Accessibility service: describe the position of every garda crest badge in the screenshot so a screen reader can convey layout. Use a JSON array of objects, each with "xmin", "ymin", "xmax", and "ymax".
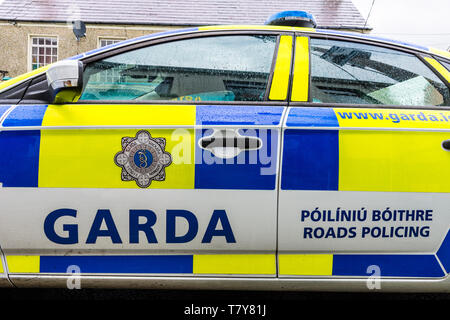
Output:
[{"xmin": 114, "ymin": 130, "xmax": 172, "ymax": 188}]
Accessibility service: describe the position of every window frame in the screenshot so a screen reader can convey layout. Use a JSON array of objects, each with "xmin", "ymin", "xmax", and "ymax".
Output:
[
  {"xmin": 77, "ymin": 30, "xmax": 292, "ymax": 106},
  {"xmin": 28, "ymin": 34, "xmax": 59, "ymax": 72},
  {"xmin": 436, "ymin": 58, "xmax": 450, "ymax": 72},
  {"xmin": 97, "ymin": 37, "xmax": 126, "ymax": 48},
  {"xmin": 291, "ymin": 32, "xmax": 450, "ymax": 110}
]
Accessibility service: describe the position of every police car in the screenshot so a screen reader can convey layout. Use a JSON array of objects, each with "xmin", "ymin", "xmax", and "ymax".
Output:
[{"xmin": 0, "ymin": 10, "xmax": 449, "ymax": 292}]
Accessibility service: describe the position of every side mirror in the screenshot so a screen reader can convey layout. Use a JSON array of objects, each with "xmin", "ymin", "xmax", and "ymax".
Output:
[{"xmin": 46, "ymin": 60, "xmax": 83, "ymax": 104}]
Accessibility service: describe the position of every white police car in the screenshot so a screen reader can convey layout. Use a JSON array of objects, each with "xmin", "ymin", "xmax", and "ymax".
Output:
[{"xmin": 0, "ymin": 11, "xmax": 449, "ymax": 292}]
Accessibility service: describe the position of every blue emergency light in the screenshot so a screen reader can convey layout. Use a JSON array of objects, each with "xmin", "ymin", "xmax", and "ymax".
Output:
[{"xmin": 265, "ymin": 10, "xmax": 317, "ymax": 28}]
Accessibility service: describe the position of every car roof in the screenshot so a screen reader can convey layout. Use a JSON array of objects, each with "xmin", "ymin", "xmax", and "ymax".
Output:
[{"xmin": 68, "ymin": 25, "xmax": 450, "ymax": 62}]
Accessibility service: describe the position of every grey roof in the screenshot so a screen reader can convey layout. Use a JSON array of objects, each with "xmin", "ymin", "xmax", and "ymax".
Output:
[{"xmin": 0, "ymin": 0, "xmax": 370, "ymax": 30}]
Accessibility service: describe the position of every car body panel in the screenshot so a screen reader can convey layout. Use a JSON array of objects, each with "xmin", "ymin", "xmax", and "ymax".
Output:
[
  {"xmin": 278, "ymin": 106, "xmax": 450, "ymax": 278},
  {"xmin": 0, "ymin": 252, "xmax": 13, "ymax": 287},
  {"xmin": 0, "ymin": 24, "xmax": 449, "ymax": 291},
  {"xmin": 268, "ymin": 35, "xmax": 293, "ymax": 100},
  {"xmin": 291, "ymin": 36, "xmax": 310, "ymax": 102},
  {"xmin": 0, "ymin": 102, "xmax": 283, "ymax": 279}
]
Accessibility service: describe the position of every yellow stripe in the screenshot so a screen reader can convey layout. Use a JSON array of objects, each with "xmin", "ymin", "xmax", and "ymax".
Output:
[
  {"xmin": 0, "ymin": 259, "xmax": 3, "ymax": 273},
  {"xmin": 279, "ymin": 254, "xmax": 333, "ymax": 276},
  {"xmin": 424, "ymin": 57, "xmax": 450, "ymax": 83},
  {"xmin": 39, "ymin": 104, "xmax": 196, "ymax": 188},
  {"xmin": 339, "ymin": 130, "xmax": 450, "ymax": 192},
  {"xmin": 291, "ymin": 36, "xmax": 309, "ymax": 102},
  {"xmin": 0, "ymin": 66, "xmax": 49, "ymax": 91},
  {"xmin": 193, "ymin": 254, "xmax": 275, "ymax": 275},
  {"xmin": 39, "ymin": 129, "xmax": 195, "ymax": 189},
  {"xmin": 429, "ymin": 47, "xmax": 450, "ymax": 60},
  {"xmin": 335, "ymin": 108, "xmax": 450, "ymax": 129},
  {"xmin": 269, "ymin": 35, "xmax": 293, "ymax": 101},
  {"xmin": 7, "ymin": 256, "xmax": 40, "ymax": 273}
]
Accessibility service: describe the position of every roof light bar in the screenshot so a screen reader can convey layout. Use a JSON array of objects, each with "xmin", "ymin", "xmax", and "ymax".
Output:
[{"xmin": 265, "ymin": 10, "xmax": 317, "ymax": 28}]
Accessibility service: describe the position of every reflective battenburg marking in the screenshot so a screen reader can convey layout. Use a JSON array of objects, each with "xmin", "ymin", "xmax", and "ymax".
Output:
[
  {"xmin": 40, "ymin": 255, "xmax": 192, "ymax": 274},
  {"xmin": 0, "ymin": 105, "xmax": 11, "ymax": 121},
  {"xmin": 283, "ymin": 107, "xmax": 450, "ymax": 192},
  {"xmin": 2, "ymin": 105, "xmax": 48, "ymax": 127},
  {"xmin": 193, "ymin": 254, "xmax": 275, "ymax": 275},
  {"xmin": 269, "ymin": 35, "xmax": 293, "ymax": 101},
  {"xmin": 0, "ymin": 130, "xmax": 41, "ymax": 187},
  {"xmin": 114, "ymin": 130, "xmax": 172, "ymax": 188},
  {"xmin": 7, "ymin": 255, "xmax": 192, "ymax": 274},
  {"xmin": 279, "ymin": 253, "xmax": 446, "ymax": 277},
  {"xmin": 6, "ymin": 254, "xmax": 275, "ymax": 275},
  {"xmin": 281, "ymin": 129, "xmax": 338, "ymax": 190},
  {"xmin": 38, "ymin": 104, "xmax": 195, "ymax": 189},
  {"xmin": 279, "ymin": 230, "xmax": 450, "ymax": 277},
  {"xmin": 0, "ymin": 105, "xmax": 45, "ymax": 187},
  {"xmin": 195, "ymin": 105, "xmax": 282, "ymax": 190},
  {"xmin": 195, "ymin": 129, "xmax": 278, "ymax": 190},
  {"xmin": 332, "ymin": 254, "xmax": 444, "ymax": 277},
  {"xmin": 437, "ymin": 230, "xmax": 450, "ymax": 273},
  {"xmin": 1, "ymin": 104, "xmax": 283, "ymax": 189}
]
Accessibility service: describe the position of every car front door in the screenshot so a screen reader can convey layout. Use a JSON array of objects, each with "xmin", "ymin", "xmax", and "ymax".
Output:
[
  {"xmin": 0, "ymin": 30, "xmax": 293, "ymax": 287},
  {"xmin": 278, "ymin": 35, "xmax": 450, "ymax": 285}
]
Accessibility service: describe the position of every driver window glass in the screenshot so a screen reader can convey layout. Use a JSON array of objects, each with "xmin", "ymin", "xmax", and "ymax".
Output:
[
  {"xmin": 80, "ymin": 35, "xmax": 277, "ymax": 102},
  {"xmin": 310, "ymin": 38, "xmax": 450, "ymax": 106}
]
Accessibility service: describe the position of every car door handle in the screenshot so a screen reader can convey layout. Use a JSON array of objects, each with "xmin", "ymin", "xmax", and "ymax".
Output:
[
  {"xmin": 442, "ymin": 139, "xmax": 450, "ymax": 151},
  {"xmin": 199, "ymin": 129, "xmax": 262, "ymax": 159}
]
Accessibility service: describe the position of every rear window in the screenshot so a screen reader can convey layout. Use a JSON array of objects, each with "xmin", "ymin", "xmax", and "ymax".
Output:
[{"xmin": 309, "ymin": 38, "xmax": 450, "ymax": 106}]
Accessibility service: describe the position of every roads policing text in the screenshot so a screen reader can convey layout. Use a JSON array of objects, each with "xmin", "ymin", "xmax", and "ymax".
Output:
[{"xmin": 300, "ymin": 207, "xmax": 433, "ymax": 239}]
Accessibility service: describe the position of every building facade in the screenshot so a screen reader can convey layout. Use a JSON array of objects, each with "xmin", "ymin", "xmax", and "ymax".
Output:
[
  {"xmin": 0, "ymin": 0, "xmax": 370, "ymax": 79},
  {"xmin": 0, "ymin": 21, "xmax": 180, "ymax": 78}
]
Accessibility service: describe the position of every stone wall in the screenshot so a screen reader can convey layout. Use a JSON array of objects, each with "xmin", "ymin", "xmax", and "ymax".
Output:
[{"xmin": 0, "ymin": 21, "xmax": 177, "ymax": 77}]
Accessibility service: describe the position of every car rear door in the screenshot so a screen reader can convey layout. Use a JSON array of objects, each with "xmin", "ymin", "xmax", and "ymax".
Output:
[
  {"xmin": 278, "ymin": 34, "xmax": 450, "ymax": 282},
  {"xmin": 0, "ymin": 30, "xmax": 293, "ymax": 287}
]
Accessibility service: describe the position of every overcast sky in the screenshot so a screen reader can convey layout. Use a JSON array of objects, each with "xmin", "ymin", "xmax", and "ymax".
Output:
[{"xmin": 352, "ymin": 0, "xmax": 450, "ymax": 50}]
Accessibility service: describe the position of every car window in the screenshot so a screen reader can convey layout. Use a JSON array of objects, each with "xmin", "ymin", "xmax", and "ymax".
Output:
[
  {"xmin": 309, "ymin": 38, "xmax": 450, "ymax": 106},
  {"xmin": 79, "ymin": 35, "xmax": 277, "ymax": 102}
]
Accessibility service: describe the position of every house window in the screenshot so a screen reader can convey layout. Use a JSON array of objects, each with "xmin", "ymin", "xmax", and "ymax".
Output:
[
  {"xmin": 99, "ymin": 38, "xmax": 124, "ymax": 48},
  {"xmin": 30, "ymin": 36, "xmax": 58, "ymax": 70},
  {"xmin": 96, "ymin": 38, "xmax": 127, "ymax": 83}
]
